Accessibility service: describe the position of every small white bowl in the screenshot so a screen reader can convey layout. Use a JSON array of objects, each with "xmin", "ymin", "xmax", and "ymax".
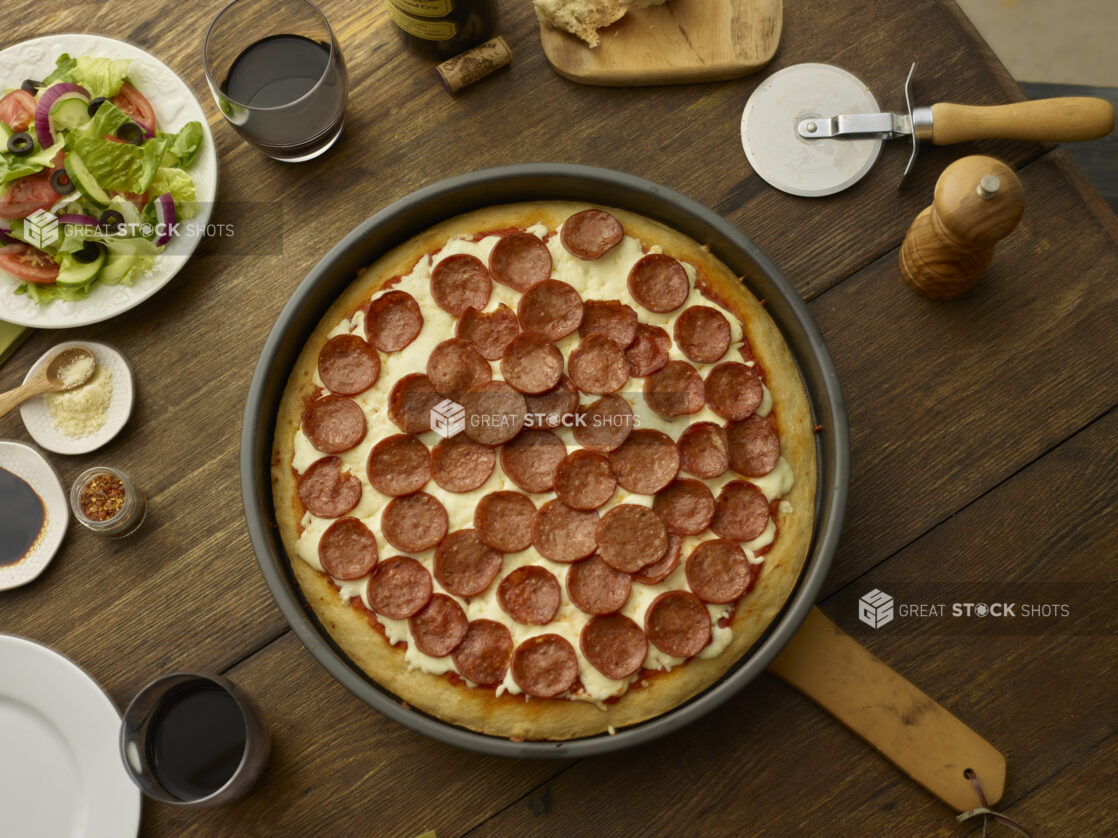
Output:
[
  {"xmin": 20, "ymin": 341, "xmax": 134, "ymax": 455},
  {"xmin": 0, "ymin": 440, "xmax": 68, "ymax": 590}
]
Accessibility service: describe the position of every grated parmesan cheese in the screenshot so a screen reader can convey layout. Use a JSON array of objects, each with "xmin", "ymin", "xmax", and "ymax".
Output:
[
  {"xmin": 45, "ymin": 364, "xmax": 113, "ymax": 438},
  {"xmin": 57, "ymin": 354, "xmax": 94, "ymax": 388}
]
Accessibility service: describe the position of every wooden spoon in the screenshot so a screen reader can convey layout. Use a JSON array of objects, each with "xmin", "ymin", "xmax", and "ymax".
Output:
[{"xmin": 0, "ymin": 346, "xmax": 97, "ymax": 418}]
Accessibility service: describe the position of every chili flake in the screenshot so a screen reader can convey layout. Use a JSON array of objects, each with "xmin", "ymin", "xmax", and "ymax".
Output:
[{"xmin": 80, "ymin": 473, "xmax": 126, "ymax": 521}]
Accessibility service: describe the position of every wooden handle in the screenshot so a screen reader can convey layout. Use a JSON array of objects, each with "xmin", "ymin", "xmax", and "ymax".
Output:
[
  {"xmin": 0, "ymin": 380, "xmax": 43, "ymax": 418},
  {"xmin": 931, "ymin": 97, "xmax": 1114, "ymax": 145},
  {"xmin": 768, "ymin": 607, "xmax": 1006, "ymax": 811}
]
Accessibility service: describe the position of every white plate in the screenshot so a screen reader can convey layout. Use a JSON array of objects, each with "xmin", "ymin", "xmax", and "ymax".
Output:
[
  {"xmin": 20, "ymin": 340, "xmax": 134, "ymax": 454},
  {"xmin": 0, "ymin": 635, "xmax": 141, "ymax": 837},
  {"xmin": 0, "ymin": 440, "xmax": 67, "ymax": 590},
  {"xmin": 0, "ymin": 34, "xmax": 218, "ymax": 328}
]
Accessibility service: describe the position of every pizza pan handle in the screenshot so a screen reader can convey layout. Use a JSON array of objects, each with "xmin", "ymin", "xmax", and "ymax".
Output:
[
  {"xmin": 767, "ymin": 606, "xmax": 1006, "ymax": 811},
  {"xmin": 930, "ymin": 98, "xmax": 1114, "ymax": 145}
]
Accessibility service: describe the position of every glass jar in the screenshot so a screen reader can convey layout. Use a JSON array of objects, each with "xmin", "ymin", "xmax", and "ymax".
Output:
[{"xmin": 70, "ymin": 466, "xmax": 147, "ymax": 537}]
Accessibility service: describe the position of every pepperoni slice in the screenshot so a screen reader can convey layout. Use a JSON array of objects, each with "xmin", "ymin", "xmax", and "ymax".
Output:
[
  {"xmin": 579, "ymin": 299, "xmax": 638, "ymax": 347},
  {"xmin": 627, "ymin": 254, "xmax": 689, "ymax": 313},
  {"xmin": 433, "ymin": 529, "xmax": 503, "ymax": 597},
  {"xmin": 498, "ymin": 565, "xmax": 561, "ymax": 625},
  {"xmin": 711, "ymin": 481, "xmax": 770, "ymax": 542},
  {"xmin": 644, "ymin": 360, "xmax": 705, "ymax": 418},
  {"xmin": 430, "ymin": 253, "xmax": 491, "ymax": 316},
  {"xmin": 367, "ymin": 435, "xmax": 431, "ymax": 496},
  {"xmin": 431, "ymin": 434, "xmax": 496, "ymax": 492},
  {"xmin": 633, "ymin": 534, "xmax": 682, "ymax": 585},
  {"xmin": 298, "ymin": 456, "xmax": 361, "ymax": 518},
  {"xmin": 388, "ymin": 373, "xmax": 442, "ymax": 435},
  {"xmin": 524, "ymin": 375, "xmax": 579, "ymax": 429},
  {"xmin": 366, "ymin": 290, "xmax": 423, "ymax": 352},
  {"xmin": 500, "ymin": 429, "xmax": 566, "ymax": 494},
  {"xmin": 452, "ymin": 620, "xmax": 513, "ymax": 685},
  {"xmin": 381, "ymin": 492, "xmax": 448, "ymax": 552},
  {"xmin": 510, "ymin": 634, "xmax": 579, "ymax": 698},
  {"xmin": 674, "ymin": 305, "xmax": 731, "ymax": 363},
  {"xmin": 568, "ymin": 334, "xmax": 629, "ymax": 395},
  {"xmin": 624, "ymin": 323, "xmax": 671, "ymax": 377},
  {"xmin": 531, "ymin": 500, "xmax": 599, "ymax": 563},
  {"xmin": 318, "ymin": 334, "xmax": 380, "ymax": 396},
  {"xmin": 573, "ymin": 394, "xmax": 634, "ymax": 453},
  {"xmin": 608, "ymin": 429, "xmax": 680, "ymax": 494},
  {"xmin": 318, "ymin": 517, "xmax": 379, "ymax": 580},
  {"xmin": 644, "ymin": 590, "xmax": 711, "ymax": 658},
  {"xmin": 597, "ymin": 504, "xmax": 669, "ymax": 573},
  {"xmin": 302, "ymin": 394, "xmax": 367, "ymax": 455},
  {"xmin": 426, "ymin": 339, "xmax": 492, "ymax": 399},
  {"xmin": 727, "ymin": 414, "xmax": 781, "ymax": 477},
  {"xmin": 566, "ymin": 554, "xmax": 631, "ymax": 615},
  {"xmin": 474, "ymin": 491, "xmax": 536, "ymax": 552},
  {"xmin": 686, "ymin": 539, "xmax": 752, "ymax": 603},
  {"xmin": 653, "ymin": 479, "xmax": 716, "ymax": 536},
  {"xmin": 367, "ymin": 556, "xmax": 432, "ymax": 619},
  {"xmin": 456, "ymin": 304, "xmax": 519, "ymax": 360},
  {"xmin": 489, "ymin": 231, "xmax": 552, "ymax": 292},
  {"xmin": 581, "ymin": 614, "xmax": 648, "ymax": 680},
  {"xmin": 409, "ymin": 593, "xmax": 469, "ymax": 657},
  {"xmin": 553, "ymin": 449, "xmax": 616, "ymax": 510},
  {"xmin": 705, "ymin": 362, "xmax": 763, "ymax": 421},
  {"xmin": 517, "ymin": 280, "xmax": 584, "ymax": 342},
  {"xmin": 500, "ymin": 331, "xmax": 563, "ymax": 395},
  {"xmin": 678, "ymin": 422, "xmax": 730, "ymax": 479},
  {"xmin": 461, "ymin": 380, "xmax": 526, "ymax": 446},
  {"xmin": 560, "ymin": 209, "xmax": 624, "ymax": 260}
]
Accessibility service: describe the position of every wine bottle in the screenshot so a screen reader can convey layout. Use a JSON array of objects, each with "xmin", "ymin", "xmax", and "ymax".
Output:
[{"xmin": 386, "ymin": 0, "xmax": 497, "ymax": 59}]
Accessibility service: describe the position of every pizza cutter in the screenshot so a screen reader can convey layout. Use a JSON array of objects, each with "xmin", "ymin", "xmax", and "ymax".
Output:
[{"xmin": 741, "ymin": 62, "xmax": 1115, "ymax": 197}]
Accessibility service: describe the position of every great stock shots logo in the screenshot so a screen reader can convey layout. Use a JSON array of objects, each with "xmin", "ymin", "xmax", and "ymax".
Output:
[
  {"xmin": 430, "ymin": 399, "xmax": 466, "ymax": 439},
  {"xmin": 24, "ymin": 209, "xmax": 60, "ymax": 249},
  {"xmin": 858, "ymin": 589, "xmax": 895, "ymax": 629}
]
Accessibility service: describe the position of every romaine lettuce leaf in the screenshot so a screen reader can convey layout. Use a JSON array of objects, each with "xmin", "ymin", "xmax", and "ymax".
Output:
[
  {"xmin": 71, "ymin": 56, "xmax": 132, "ymax": 99},
  {"xmin": 75, "ymin": 101, "xmax": 133, "ymax": 143},
  {"xmin": 0, "ymin": 139, "xmax": 65, "ymax": 185},
  {"xmin": 14, "ymin": 280, "xmax": 91, "ymax": 304},
  {"xmin": 164, "ymin": 122, "xmax": 204, "ymax": 168},
  {"xmin": 41, "ymin": 54, "xmax": 78, "ymax": 87},
  {"xmin": 67, "ymin": 134, "xmax": 166, "ymax": 194},
  {"xmin": 149, "ymin": 168, "xmax": 196, "ymax": 218}
]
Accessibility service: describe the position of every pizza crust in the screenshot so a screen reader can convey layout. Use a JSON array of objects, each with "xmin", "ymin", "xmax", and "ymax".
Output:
[{"xmin": 272, "ymin": 202, "xmax": 816, "ymax": 740}]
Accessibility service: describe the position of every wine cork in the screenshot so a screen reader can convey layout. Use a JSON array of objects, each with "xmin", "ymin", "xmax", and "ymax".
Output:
[{"xmin": 435, "ymin": 36, "xmax": 512, "ymax": 94}]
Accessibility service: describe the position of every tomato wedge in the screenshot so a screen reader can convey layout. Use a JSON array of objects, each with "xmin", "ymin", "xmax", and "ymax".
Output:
[
  {"xmin": 111, "ymin": 82, "xmax": 157, "ymax": 134},
  {"xmin": 0, "ymin": 171, "xmax": 59, "ymax": 219},
  {"xmin": 0, "ymin": 89, "xmax": 37, "ymax": 133},
  {"xmin": 0, "ymin": 243, "xmax": 60, "ymax": 284}
]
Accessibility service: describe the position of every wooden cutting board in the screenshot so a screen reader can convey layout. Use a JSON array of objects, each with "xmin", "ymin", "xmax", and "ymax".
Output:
[{"xmin": 538, "ymin": 0, "xmax": 782, "ymax": 86}]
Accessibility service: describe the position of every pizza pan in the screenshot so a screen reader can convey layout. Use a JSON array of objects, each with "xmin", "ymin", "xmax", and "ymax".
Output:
[{"xmin": 241, "ymin": 164, "xmax": 848, "ymax": 758}]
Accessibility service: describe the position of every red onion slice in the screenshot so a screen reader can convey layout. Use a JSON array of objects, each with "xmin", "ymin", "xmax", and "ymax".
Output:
[
  {"xmin": 34, "ymin": 83, "xmax": 91, "ymax": 148},
  {"xmin": 153, "ymin": 193, "xmax": 176, "ymax": 246}
]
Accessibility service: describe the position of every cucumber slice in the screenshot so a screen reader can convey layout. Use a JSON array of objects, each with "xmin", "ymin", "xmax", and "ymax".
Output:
[
  {"xmin": 49, "ymin": 95, "xmax": 91, "ymax": 131},
  {"xmin": 55, "ymin": 246, "xmax": 107, "ymax": 287},
  {"xmin": 99, "ymin": 252, "xmax": 137, "ymax": 285},
  {"xmin": 63, "ymin": 152, "xmax": 111, "ymax": 210}
]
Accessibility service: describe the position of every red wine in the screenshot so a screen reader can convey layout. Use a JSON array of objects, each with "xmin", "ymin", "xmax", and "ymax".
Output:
[
  {"xmin": 221, "ymin": 34, "xmax": 347, "ymax": 159},
  {"xmin": 147, "ymin": 681, "xmax": 248, "ymax": 801},
  {"xmin": 0, "ymin": 467, "xmax": 45, "ymax": 566}
]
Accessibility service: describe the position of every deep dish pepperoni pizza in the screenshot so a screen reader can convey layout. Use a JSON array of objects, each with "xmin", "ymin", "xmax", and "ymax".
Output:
[{"xmin": 272, "ymin": 202, "xmax": 816, "ymax": 740}]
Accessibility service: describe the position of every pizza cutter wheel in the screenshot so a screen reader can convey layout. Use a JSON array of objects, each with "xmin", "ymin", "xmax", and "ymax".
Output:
[{"xmin": 741, "ymin": 62, "xmax": 1115, "ymax": 197}]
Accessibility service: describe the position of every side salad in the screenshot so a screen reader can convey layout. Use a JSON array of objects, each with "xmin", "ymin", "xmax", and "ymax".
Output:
[{"xmin": 0, "ymin": 53, "xmax": 204, "ymax": 304}]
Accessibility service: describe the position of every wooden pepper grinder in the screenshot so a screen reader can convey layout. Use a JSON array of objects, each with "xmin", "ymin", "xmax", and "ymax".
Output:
[{"xmin": 899, "ymin": 155, "xmax": 1024, "ymax": 299}]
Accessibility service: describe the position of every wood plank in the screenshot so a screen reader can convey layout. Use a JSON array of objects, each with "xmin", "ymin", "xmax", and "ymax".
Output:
[
  {"xmin": 142, "ymin": 632, "xmax": 572, "ymax": 837},
  {"xmin": 809, "ymin": 150, "xmax": 1118, "ymax": 595},
  {"xmin": 467, "ymin": 402, "xmax": 1118, "ymax": 837}
]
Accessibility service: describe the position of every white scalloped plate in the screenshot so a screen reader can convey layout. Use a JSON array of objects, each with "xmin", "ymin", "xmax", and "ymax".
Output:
[
  {"xmin": 0, "ymin": 440, "xmax": 67, "ymax": 590},
  {"xmin": 0, "ymin": 34, "xmax": 218, "ymax": 328},
  {"xmin": 20, "ymin": 341, "xmax": 134, "ymax": 454}
]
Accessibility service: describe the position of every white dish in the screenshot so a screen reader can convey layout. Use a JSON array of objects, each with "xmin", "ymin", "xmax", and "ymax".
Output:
[
  {"xmin": 20, "ymin": 340, "xmax": 134, "ymax": 454},
  {"xmin": 0, "ymin": 33, "xmax": 218, "ymax": 328},
  {"xmin": 0, "ymin": 440, "xmax": 67, "ymax": 590},
  {"xmin": 0, "ymin": 635, "xmax": 141, "ymax": 837}
]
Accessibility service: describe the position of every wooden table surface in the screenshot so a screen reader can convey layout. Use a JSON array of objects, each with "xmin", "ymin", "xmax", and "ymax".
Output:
[{"xmin": 3, "ymin": 1, "xmax": 1116, "ymax": 835}]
